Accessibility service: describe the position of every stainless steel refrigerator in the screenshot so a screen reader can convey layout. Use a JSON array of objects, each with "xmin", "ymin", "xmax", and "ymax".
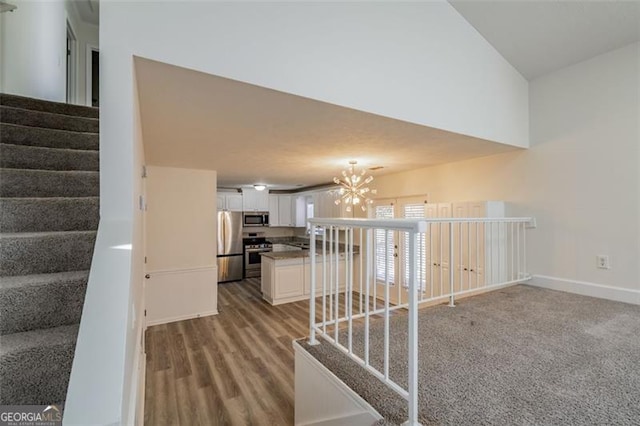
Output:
[{"xmin": 217, "ymin": 211, "xmax": 243, "ymax": 282}]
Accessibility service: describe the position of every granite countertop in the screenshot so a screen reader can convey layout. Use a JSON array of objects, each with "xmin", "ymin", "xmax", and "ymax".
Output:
[
  {"xmin": 260, "ymin": 250, "xmax": 312, "ymax": 260},
  {"xmin": 261, "ymin": 239, "xmax": 360, "ymax": 260}
]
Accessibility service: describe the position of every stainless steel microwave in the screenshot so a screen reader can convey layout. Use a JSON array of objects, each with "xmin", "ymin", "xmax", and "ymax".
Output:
[{"xmin": 243, "ymin": 212, "xmax": 269, "ymax": 227}]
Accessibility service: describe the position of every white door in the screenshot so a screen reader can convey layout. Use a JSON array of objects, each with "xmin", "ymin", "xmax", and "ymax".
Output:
[
  {"xmin": 371, "ymin": 200, "xmax": 400, "ymax": 305},
  {"xmin": 370, "ymin": 197, "xmax": 429, "ymax": 305}
]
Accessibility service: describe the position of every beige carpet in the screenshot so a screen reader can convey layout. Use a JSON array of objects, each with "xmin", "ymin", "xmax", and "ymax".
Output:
[{"xmin": 302, "ymin": 285, "xmax": 640, "ymax": 425}]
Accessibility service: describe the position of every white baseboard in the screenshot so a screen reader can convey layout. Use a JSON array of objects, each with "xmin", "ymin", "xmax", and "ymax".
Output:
[
  {"xmin": 146, "ymin": 309, "xmax": 219, "ymax": 327},
  {"xmin": 530, "ymin": 275, "xmax": 640, "ymax": 305}
]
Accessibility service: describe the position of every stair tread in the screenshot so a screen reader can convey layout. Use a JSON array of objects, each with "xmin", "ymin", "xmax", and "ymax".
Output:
[
  {"xmin": 0, "ymin": 270, "xmax": 89, "ymax": 290},
  {"xmin": 0, "ymin": 196, "xmax": 99, "ymax": 201},
  {"xmin": 0, "ymin": 104, "xmax": 100, "ymax": 133},
  {"xmin": 0, "ymin": 143, "xmax": 99, "ymax": 172},
  {"xmin": 0, "ymin": 324, "xmax": 79, "ymax": 356},
  {"xmin": 0, "ymin": 123, "xmax": 99, "ymax": 151},
  {"xmin": 0, "ymin": 142, "xmax": 99, "ymax": 155},
  {"xmin": 0, "ymin": 230, "xmax": 97, "ymax": 238},
  {"xmin": 0, "ymin": 168, "xmax": 99, "ymax": 174},
  {"xmin": 0, "ymin": 93, "xmax": 99, "ymax": 118}
]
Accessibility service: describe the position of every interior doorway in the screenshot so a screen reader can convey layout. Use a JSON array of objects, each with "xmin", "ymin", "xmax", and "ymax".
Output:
[
  {"xmin": 66, "ymin": 22, "xmax": 77, "ymax": 104},
  {"xmin": 86, "ymin": 46, "xmax": 99, "ymax": 107}
]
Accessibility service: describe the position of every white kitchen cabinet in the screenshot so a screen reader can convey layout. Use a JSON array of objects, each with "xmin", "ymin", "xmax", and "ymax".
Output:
[
  {"xmin": 295, "ymin": 196, "xmax": 307, "ymax": 227},
  {"xmin": 274, "ymin": 259, "xmax": 305, "ymax": 300},
  {"xmin": 268, "ymin": 194, "xmax": 305, "ymax": 227},
  {"xmin": 278, "ymin": 195, "xmax": 294, "ymax": 227},
  {"xmin": 268, "ymin": 195, "xmax": 279, "ymax": 226},
  {"xmin": 268, "ymin": 194, "xmax": 294, "ymax": 227},
  {"xmin": 217, "ymin": 192, "xmax": 243, "ymax": 211},
  {"xmin": 242, "ymin": 188, "xmax": 269, "ymax": 211},
  {"xmin": 303, "ymin": 255, "xmax": 350, "ymax": 296},
  {"xmin": 261, "ymin": 254, "xmax": 355, "ymax": 305}
]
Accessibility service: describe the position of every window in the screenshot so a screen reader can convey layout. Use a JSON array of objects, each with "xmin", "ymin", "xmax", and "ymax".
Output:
[
  {"xmin": 402, "ymin": 203, "xmax": 426, "ymax": 290},
  {"xmin": 374, "ymin": 204, "xmax": 395, "ymax": 284}
]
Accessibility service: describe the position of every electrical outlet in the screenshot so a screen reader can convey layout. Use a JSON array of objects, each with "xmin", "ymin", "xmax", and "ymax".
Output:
[{"xmin": 596, "ymin": 255, "xmax": 611, "ymax": 270}]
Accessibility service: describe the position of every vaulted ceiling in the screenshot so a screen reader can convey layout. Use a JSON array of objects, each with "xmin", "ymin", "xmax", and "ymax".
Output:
[{"xmin": 131, "ymin": 2, "xmax": 640, "ymax": 190}]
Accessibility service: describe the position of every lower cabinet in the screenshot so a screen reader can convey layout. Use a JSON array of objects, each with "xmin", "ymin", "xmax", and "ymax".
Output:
[
  {"xmin": 261, "ymin": 255, "xmax": 355, "ymax": 306},
  {"xmin": 275, "ymin": 259, "xmax": 305, "ymax": 299},
  {"xmin": 303, "ymin": 255, "xmax": 346, "ymax": 296}
]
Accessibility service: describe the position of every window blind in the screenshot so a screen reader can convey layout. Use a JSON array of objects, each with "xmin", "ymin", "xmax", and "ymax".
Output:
[
  {"xmin": 403, "ymin": 203, "xmax": 426, "ymax": 290},
  {"xmin": 374, "ymin": 205, "xmax": 395, "ymax": 284}
]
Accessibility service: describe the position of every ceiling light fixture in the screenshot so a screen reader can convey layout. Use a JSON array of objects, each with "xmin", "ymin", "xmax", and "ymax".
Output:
[
  {"xmin": 333, "ymin": 161, "xmax": 377, "ymax": 212},
  {"xmin": 254, "ymin": 184, "xmax": 266, "ymax": 191}
]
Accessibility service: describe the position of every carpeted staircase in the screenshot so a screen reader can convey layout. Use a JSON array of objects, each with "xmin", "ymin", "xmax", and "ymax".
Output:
[{"xmin": 0, "ymin": 94, "xmax": 99, "ymax": 405}]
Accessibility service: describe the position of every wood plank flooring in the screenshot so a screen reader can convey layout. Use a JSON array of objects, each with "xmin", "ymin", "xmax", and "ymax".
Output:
[{"xmin": 144, "ymin": 278, "xmax": 313, "ymax": 425}]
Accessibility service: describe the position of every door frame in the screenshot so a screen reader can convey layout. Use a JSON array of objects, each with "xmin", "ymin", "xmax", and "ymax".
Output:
[
  {"xmin": 85, "ymin": 44, "xmax": 99, "ymax": 106},
  {"xmin": 66, "ymin": 20, "xmax": 78, "ymax": 104}
]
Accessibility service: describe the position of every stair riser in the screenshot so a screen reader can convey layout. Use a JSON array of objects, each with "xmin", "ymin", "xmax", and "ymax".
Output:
[
  {"xmin": 0, "ymin": 337, "xmax": 77, "ymax": 405},
  {"xmin": 0, "ymin": 144, "xmax": 99, "ymax": 171},
  {"xmin": 0, "ymin": 233, "xmax": 96, "ymax": 276},
  {"xmin": 0, "ymin": 170, "xmax": 99, "ymax": 198},
  {"xmin": 0, "ymin": 93, "xmax": 99, "ymax": 119},
  {"xmin": 1, "ymin": 106, "xmax": 98, "ymax": 133},
  {"xmin": 0, "ymin": 198, "xmax": 99, "ymax": 232},
  {"xmin": 0, "ymin": 123, "xmax": 99, "ymax": 151},
  {"xmin": 0, "ymin": 278, "xmax": 87, "ymax": 334}
]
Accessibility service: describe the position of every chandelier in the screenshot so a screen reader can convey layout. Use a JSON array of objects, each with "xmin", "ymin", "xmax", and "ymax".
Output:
[{"xmin": 333, "ymin": 161, "xmax": 377, "ymax": 212}]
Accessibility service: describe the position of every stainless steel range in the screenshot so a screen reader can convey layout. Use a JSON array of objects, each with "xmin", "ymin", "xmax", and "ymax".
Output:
[{"xmin": 243, "ymin": 237, "xmax": 272, "ymax": 278}]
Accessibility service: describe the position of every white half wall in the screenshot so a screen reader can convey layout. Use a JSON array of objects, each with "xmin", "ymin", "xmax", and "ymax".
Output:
[
  {"xmin": 0, "ymin": 0, "xmax": 67, "ymax": 102},
  {"xmin": 374, "ymin": 43, "xmax": 640, "ymax": 294}
]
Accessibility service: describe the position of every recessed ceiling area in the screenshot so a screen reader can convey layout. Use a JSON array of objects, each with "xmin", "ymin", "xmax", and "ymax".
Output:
[
  {"xmin": 449, "ymin": 0, "xmax": 640, "ymax": 80},
  {"xmin": 135, "ymin": 57, "xmax": 519, "ymax": 190}
]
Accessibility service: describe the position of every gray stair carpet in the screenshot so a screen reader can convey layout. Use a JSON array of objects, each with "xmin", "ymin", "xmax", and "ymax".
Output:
[{"xmin": 0, "ymin": 93, "xmax": 99, "ymax": 406}]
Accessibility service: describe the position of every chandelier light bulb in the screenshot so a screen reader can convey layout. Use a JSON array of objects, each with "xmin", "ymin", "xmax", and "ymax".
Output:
[{"xmin": 332, "ymin": 160, "xmax": 377, "ymax": 212}]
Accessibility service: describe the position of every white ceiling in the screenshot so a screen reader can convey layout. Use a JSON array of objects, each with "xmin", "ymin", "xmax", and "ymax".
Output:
[
  {"xmin": 449, "ymin": 0, "xmax": 640, "ymax": 80},
  {"xmin": 73, "ymin": 0, "xmax": 99, "ymax": 26},
  {"xmin": 135, "ymin": 57, "xmax": 518, "ymax": 190},
  {"xmin": 132, "ymin": 2, "xmax": 639, "ymax": 190}
]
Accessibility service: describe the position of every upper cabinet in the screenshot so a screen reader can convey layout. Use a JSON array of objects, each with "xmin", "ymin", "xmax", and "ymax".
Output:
[
  {"xmin": 269, "ymin": 194, "xmax": 298, "ymax": 227},
  {"xmin": 295, "ymin": 196, "xmax": 307, "ymax": 227},
  {"xmin": 242, "ymin": 188, "xmax": 269, "ymax": 211},
  {"xmin": 278, "ymin": 195, "xmax": 294, "ymax": 227},
  {"xmin": 217, "ymin": 192, "xmax": 243, "ymax": 211},
  {"xmin": 268, "ymin": 195, "xmax": 280, "ymax": 226}
]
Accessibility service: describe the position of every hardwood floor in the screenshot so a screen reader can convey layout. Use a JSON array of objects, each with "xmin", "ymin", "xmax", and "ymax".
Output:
[{"xmin": 144, "ymin": 278, "xmax": 312, "ymax": 425}]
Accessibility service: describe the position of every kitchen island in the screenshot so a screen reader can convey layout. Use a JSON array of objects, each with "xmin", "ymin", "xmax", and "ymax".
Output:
[{"xmin": 260, "ymin": 246, "xmax": 359, "ymax": 306}]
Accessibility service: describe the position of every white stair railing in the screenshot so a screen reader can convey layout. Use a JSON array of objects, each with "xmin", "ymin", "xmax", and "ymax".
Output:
[{"xmin": 307, "ymin": 217, "xmax": 533, "ymax": 426}]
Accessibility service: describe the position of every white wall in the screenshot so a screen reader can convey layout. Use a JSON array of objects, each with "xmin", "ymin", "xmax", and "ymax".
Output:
[
  {"xmin": 95, "ymin": 2, "xmax": 527, "ymax": 423},
  {"xmin": 146, "ymin": 166, "xmax": 217, "ymax": 271},
  {"xmin": 0, "ymin": 0, "xmax": 98, "ymax": 105},
  {"xmin": 65, "ymin": 0, "xmax": 99, "ymax": 106},
  {"xmin": 374, "ymin": 43, "xmax": 640, "ymax": 296},
  {"xmin": 0, "ymin": 0, "xmax": 67, "ymax": 101}
]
